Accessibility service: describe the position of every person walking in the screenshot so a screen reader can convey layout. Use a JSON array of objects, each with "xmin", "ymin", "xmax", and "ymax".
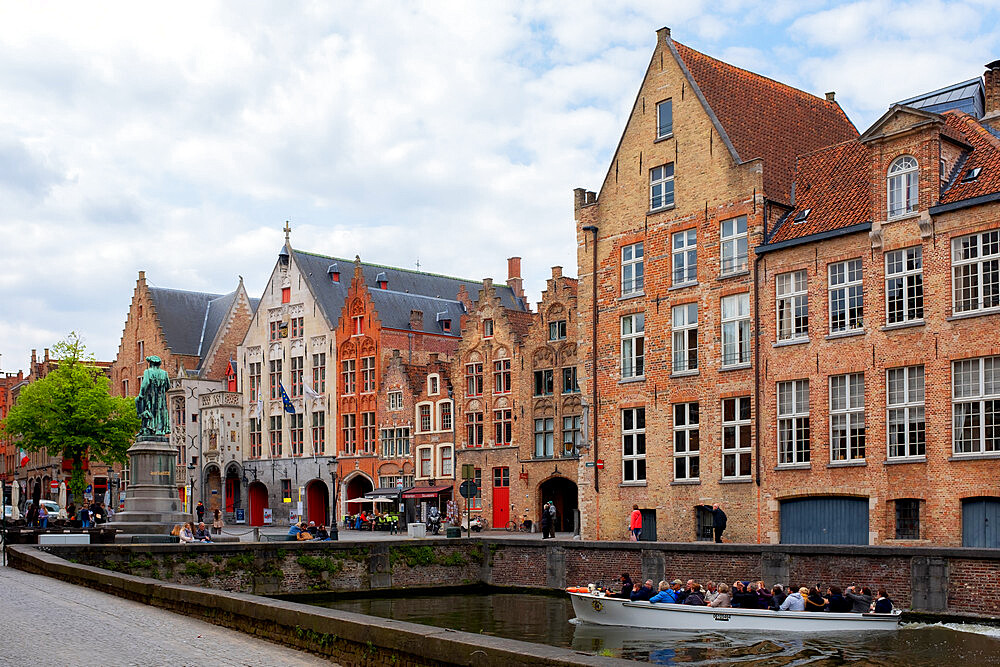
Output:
[
  {"xmin": 212, "ymin": 508, "xmax": 223, "ymax": 535},
  {"xmin": 546, "ymin": 501, "xmax": 557, "ymax": 538},
  {"xmin": 540, "ymin": 501, "xmax": 553, "ymax": 539},
  {"xmin": 629, "ymin": 504, "xmax": 642, "ymax": 541},
  {"xmin": 196, "ymin": 501, "xmax": 205, "ymax": 524}
]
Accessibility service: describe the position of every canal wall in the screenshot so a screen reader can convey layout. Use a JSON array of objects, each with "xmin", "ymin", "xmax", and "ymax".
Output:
[{"xmin": 10, "ymin": 537, "xmax": 1000, "ymax": 618}]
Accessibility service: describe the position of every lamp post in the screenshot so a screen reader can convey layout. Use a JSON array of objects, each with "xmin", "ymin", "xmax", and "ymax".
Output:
[
  {"xmin": 186, "ymin": 463, "xmax": 196, "ymax": 518},
  {"xmin": 326, "ymin": 457, "xmax": 339, "ymax": 541}
]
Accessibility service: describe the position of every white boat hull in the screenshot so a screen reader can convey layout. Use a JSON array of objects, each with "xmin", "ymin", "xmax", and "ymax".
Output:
[{"xmin": 569, "ymin": 593, "xmax": 901, "ymax": 632}]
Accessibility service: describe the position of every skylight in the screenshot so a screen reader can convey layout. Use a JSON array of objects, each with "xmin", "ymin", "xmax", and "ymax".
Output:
[
  {"xmin": 961, "ymin": 167, "xmax": 982, "ymax": 183},
  {"xmin": 793, "ymin": 208, "xmax": 811, "ymax": 223}
]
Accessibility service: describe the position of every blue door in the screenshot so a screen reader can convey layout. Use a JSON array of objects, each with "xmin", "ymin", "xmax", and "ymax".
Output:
[
  {"xmin": 780, "ymin": 497, "xmax": 868, "ymax": 545},
  {"xmin": 962, "ymin": 498, "xmax": 1000, "ymax": 548}
]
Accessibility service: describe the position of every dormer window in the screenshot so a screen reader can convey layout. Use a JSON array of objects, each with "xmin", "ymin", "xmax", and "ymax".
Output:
[
  {"xmin": 328, "ymin": 264, "xmax": 340, "ymax": 283},
  {"xmin": 793, "ymin": 209, "xmax": 811, "ymax": 224},
  {"xmin": 436, "ymin": 311, "xmax": 451, "ymax": 333},
  {"xmin": 962, "ymin": 167, "xmax": 982, "ymax": 183},
  {"xmin": 887, "ymin": 156, "xmax": 918, "ymax": 218},
  {"xmin": 442, "ymin": 320, "xmax": 452, "ymax": 332},
  {"xmin": 428, "ymin": 374, "xmax": 440, "ymax": 396},
  {"xmin": 376, "ymin": 271, "xmax": 388, "ymax": 289}
]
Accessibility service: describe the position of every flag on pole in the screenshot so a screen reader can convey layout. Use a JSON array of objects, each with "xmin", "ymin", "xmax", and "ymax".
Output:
[
  {"xmin": 256, "ymin": 399, "xmax": 264, "ymax": 418},
  {"xmin": 303, "ymin": 384, "xmax": 322, "ymax": 400},
  {"xmin": 278, "ymin": 383, "xmax": 296, "ymax": 414},
  {"xmin": 19, "ymin": 449, "xmax": 29, "ymax": 467}
]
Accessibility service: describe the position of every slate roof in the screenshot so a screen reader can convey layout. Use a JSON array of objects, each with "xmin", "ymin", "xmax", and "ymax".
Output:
[
  {"xmin": 672, "ymin": 41, "xmax": 859, "ymax": 203},
  {"xmin": 148, "ymin": 287, "xmax": 224, "ymax": 358},
  {"xmin": 292, "ymin": 249, "xmax": 528, "ymax": 336},
  {"xmin": 896, "ymin": 78, "xmax": 985, "ymax": 119},
  {"xmin": 939, "ymin": 111, "xmax": 1000, "ymax": 205}
]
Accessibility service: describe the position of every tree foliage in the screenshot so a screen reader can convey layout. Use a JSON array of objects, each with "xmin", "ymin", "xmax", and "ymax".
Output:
[{"xmin": 1, "ymin": 333, "xmax": 139, "ymax": 496}]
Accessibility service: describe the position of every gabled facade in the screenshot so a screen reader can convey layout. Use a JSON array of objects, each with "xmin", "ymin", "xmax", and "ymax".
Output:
[{"xmin": 573, "ymin": 27, "xmax": 859, "ymax": 541}]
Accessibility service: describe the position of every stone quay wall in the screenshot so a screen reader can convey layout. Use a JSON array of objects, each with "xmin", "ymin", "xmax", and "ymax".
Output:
[{"xmin": 11, "ymin": 537, "xmax": 1000, "ymax": 620}]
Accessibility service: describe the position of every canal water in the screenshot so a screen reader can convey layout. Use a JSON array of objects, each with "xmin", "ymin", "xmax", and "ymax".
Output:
[{"xmin": 311, "ymin": 591, "xmax": 1000, "ymax": 665}]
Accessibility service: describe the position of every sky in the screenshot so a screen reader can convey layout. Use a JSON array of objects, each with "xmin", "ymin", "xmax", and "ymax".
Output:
[{"xmin": 1, "ymin": 0, "xmax": 998, "ymax": 367}]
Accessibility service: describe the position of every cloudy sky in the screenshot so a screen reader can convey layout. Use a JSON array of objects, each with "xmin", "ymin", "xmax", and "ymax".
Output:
[{"xmin": 1, "ymin": 1, "xmax": 998, "ymax": 367}]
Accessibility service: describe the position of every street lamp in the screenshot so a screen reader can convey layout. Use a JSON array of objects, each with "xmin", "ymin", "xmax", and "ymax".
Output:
[
  {"xmin": 326, "ymin": 457, "xmax": 339, "ymax": 541},
  {"xmin": 187, "ymin": 462, "xmax": 196, "ymax": 517}
]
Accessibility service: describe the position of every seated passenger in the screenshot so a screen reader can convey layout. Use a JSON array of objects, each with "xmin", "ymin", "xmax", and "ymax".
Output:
[
  {"xmin": 610, "ymin": 573, "xmax": 633, "ymax": 598},
  {"xmin": 872, "ymin": 588, "xmax": 894, "ymax": 614},
  {"xmin": 732, "ymin": 582, "xmax": 759, "ymax": 608},
  {"xmin": 769, "ymin": 584, "xmax": 787, "ymax": 610},
  {"xmin": 630, "ymin": 580, "xmax": 655, "ymax": 601},
  {"xmin": 779, "ymin": 587, "xmax": 808, "ymax": 611},
  {"xmin": 845, "ymin": 585, "xmax": 873, "ymax": 613},
  {"xmin": 827, "ymin": 585, "xmax": 852, "ymax": 613},
  {"xmin": 703, "ymin": 581, "xmax": 718, "ymax": 604},
  {"xmin": 676, "ymin": 579, "xmax": 696, "ymax": 604},
  {"xmin": 648, "ymin": 581, "xmax": 671, "ymax": 603},
  {"xmin": 682, "ymin": 584, "xmax": 706, "ymax": 606},
  {"xmin": 709, "ymin": 583, "xmax": 731, "ymax": 608},
  {"xmin": 295, "ymin": 522, "xmax": 314, "ymax": 540},
  {"xmin": 805, "ymin": 586, "xmax": 828, "ymax": 612},
  {"xmin": 756, "ymin": 581, "xmax": 773, "ymax": 608}
]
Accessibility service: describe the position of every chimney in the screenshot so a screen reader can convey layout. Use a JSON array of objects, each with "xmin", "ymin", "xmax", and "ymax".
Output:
[
  {"xmin": 138, "ymin": 270, "xmax": 146, "ymax": 282},
  {"xmin": 507, "ymin": 257, "xmax": 524, "ymax": 300},
  {"xmin": 551, "ymin": 266, "xmax": 563, "ymax": 280},
  {"xmin": 984, "ymin": 60, "xmax": 1000, "ymax": 129},
  {"xmin": 410, "ymin": 309, "xmax": 423, "ymax": 330},
  {"xmin": 825, "ymin": 91, "xmax": 836, "ymax": 102}
]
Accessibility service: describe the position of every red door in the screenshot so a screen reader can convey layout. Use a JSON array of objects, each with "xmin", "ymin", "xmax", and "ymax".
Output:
[
  {"xmin": 225, "ymin": 477, "xmax": 236, "ymax": 513},
  {"xmin": 249, "ymin": 482, "xmax": 268, "ymax": 526},
  {"xmin": 307, "ymin": 481, "xmax": 329, "ymax": 526},
  {"xmin": 492, "ymin": 467, "xmax": 510, "ymax": 528}
]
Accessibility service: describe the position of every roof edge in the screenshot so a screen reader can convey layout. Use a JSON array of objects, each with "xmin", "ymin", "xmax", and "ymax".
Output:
[
  {"xmin": 756, "ymin": 221, "xmax": 871, "ymax": 255},
  {"xmin": 930, "ymin": 190, "xmax": 1000, "ymax": 215}
]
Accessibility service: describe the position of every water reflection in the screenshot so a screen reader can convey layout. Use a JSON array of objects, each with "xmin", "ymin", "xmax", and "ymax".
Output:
[{"xmin": 310, "ymin": 592, "xmax": 1000, "ymax": 665}]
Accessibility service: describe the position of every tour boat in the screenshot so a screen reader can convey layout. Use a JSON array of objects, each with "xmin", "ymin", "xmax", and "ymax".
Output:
[{"xmin": 568, "ymin": 592, "xmax": 902, "ymax": 632}]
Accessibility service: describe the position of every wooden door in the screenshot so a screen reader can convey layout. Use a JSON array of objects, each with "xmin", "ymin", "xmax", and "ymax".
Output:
[{"xmin": 492, "ymin": 467, "xmax": 510, "ymax": 528}]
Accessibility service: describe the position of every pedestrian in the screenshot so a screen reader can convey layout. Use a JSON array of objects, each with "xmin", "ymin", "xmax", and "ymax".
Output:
[
  {"xmin": 37, "ymin": 503, "xmax": 48, "ymax": 528},
  {"xmin": 212, "ymin": 508, "xmax": 223, "ymax": 535},
  {"xmin": 703, "ymin": 502, "xmax": 727, "ymax": 543},
  {"xmin": 196, "ymin": 501, "xmax": 205, "ymax": 524},
  {"xmin": 540, "ymin": 500, "xmax": 552, "ymax": 539},
  {"xmin": 78, "ymin": 504, "xmax": 91, "ymax": 528},
  {"xmin": 547, "ymin": 501, "xmax": 558, "ymax": 537},
  {"xmin": 629, "ymin": 504, "xmax": 642, "ymax": 541}
]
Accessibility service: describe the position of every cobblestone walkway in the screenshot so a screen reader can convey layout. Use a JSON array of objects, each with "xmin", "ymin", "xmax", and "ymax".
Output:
[{"xmin": 0, "ymin": 565, "xmax": 334, "ymax": 666}]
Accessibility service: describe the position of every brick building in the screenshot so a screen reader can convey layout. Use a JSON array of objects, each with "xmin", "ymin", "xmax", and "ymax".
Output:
[
  {"xmin": 109, "ymin": 270, "xmax": 256, "ymax": 515},
  {"xmin": 451, "ymin": 264, "xmax": 581, "ymax": 532},
  {"xmin": 236, "ymin": 229, "xmax": 527, "ymax": 527},
  {"xmin": 573, "ymin": 27, "xmax": 858, "ymax": 542},
  {"xmin": 0, "ymin": 368, "xmax": 28, "ymax": 483}
]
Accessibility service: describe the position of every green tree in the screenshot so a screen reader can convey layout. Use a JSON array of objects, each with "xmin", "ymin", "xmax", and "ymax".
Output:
[{"xmin": 1, "ymin": 333, "xmax": 139, "ymax": 497}]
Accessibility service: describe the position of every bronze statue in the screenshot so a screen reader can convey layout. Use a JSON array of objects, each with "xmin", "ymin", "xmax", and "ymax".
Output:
[{"xmin": 135, "ymin": 355, "xmax": 170, "ymax": 437}]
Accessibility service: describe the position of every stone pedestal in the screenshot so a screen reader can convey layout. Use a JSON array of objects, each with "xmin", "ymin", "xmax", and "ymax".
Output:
[{"xmin": 111, "ymin": 436, "xmax": 190, "ymax": 535}]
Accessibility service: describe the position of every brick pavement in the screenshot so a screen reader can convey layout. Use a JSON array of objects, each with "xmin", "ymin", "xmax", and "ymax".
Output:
[{"xmin": 0, "ymin": 565, "xmax": 334, "ymax": 667}]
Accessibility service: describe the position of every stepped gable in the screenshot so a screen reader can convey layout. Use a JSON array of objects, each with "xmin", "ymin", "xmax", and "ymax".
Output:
[
  {"xmin": 147, "ymin": 286, "xmax": 224, "ymax": 356},
  {"xmin": 293, "ymin": 248, "xmax": 528, "ymax": 335},
  {"xmin": 939, "ymin": 111, "xmax": 1000, "ymax": 204},
  {"xmin": 503, "ymin": 309, "xmax": 536, "ymax": 342},
  {"xmin": 768, "ymin": 140, "xmax": 871, "ymax": 244},
  {"xmin": 673, "ymin": 41, "xmax": 858, "ymax": 203}
]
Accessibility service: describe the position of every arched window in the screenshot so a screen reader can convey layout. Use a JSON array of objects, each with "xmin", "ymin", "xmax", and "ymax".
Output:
[{"xmin": 887, "ymin": 156, "xmax": 918, "ymax": 218}]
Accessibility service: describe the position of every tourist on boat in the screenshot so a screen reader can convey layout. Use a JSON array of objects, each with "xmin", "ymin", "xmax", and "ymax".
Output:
[
  {"xmin": 754, "ymin": 581, "xmax": 773, "ymax": 608},
  {"xmin": 732, "ymin": 582, "xmax": 759, "ymax": 608},
  {"xmin": 648, "ymin": 581, "xmax": 670, "ymax": 603},
  {"xmin": 676, "ymin": 579, "xmax": 697, "ymax": 603},
  {"xmin": 630, "ymin": 580, "xmax": 655, "ymax": 601},
  {"xmin": 649, "ymin": 580, "xmax": 681, "ymax": 604},
  {"xmin": 827, "ymin": 586, "xmax": 852, "ymax": 613},
  {"xmin": 609, "ymin": 573, "xmax": 633, "ymax": 598},
  {"xmin": 845, "ymin": 585, "xmax": 873, "ymax": 613},
  {"xmin": 769, "ymin": 584, "xmax": 787, "ymax": 610},
  {"xmin": 703, "ymin": 581, "xmax": 718, "ymax": 603},
  {"xmin": 872, "ymin": 589, "xmax": 894, "ymax": 613},
  {"xmin": 709, "ymin": 583, "xmax": 731, "ymax": 608},
  {"xmin": 779, "ymin": 587, "xmax": 808, "ymax": 611},
  {"xmin": 682, "ymin": 584, "xmax": 706, "ymax": 605},
  {"xmin": 805, "ymin": 586, "xmax": 828, "ymax": 612}
]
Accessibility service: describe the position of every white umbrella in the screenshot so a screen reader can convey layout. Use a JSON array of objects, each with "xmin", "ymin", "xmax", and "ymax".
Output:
[
  {"xmin": 58, "ymin": 482, "xmax": 67, "ymax": 511},
  {"xmin": 10, "ymin": 482, "xmax": 20, "ymax": 522}
]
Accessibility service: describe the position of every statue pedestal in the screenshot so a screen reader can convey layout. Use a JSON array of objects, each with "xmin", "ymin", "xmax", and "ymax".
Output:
[{"xmin": 111, "ymin": 436, "xmax": 190, "ymax": 535}]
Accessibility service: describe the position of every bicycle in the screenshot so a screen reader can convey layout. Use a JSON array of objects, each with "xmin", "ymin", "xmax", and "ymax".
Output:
[{"xmin": 505, "ymin": 513, "xmax": 532, "ymax": 532}]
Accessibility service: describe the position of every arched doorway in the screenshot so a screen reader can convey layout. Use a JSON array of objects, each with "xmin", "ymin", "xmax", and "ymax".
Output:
[
  {"xmin": 306, "ymin": 480, "xmax": 329, "ymax": 526},
  {"xmin": 224, "ymin": 466, "xmax": 241, "ymax": 514},
  {"xmin": 249, "ymin": 481, "xmax": 269, "ymax": 526},
  {"xmin": 343, "ymin": 473, "xmax": 374, "ymax": 517},
  {"xmin": 539, "ymin": 476, "xmax": 579, "ymax": 533},
  {"xmin": 204, "ymin": 466, "xmax": 222, "ymax": 511}
]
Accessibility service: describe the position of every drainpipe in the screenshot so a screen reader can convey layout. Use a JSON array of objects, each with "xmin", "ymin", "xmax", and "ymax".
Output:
[
  {"xmin": 753, "ymin": 202, "xmax": 765, "ymax": 545},
  {"xmin": 582, "ymin": 225, "xmax": 599, "ymax": 495}
]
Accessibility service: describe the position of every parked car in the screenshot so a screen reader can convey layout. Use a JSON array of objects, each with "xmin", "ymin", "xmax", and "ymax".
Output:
[{"xmin": 3, "ymin": 500, "xmax": 61, "ymax": 521}]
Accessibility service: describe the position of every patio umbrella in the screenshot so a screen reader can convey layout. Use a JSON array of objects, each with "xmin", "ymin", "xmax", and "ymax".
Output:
[
  {"xmin": 10, "ymin": 482, "xmax": 19, "ymax": 522},
  {"xmin": 345, "ymin": 498, "xmax": 373, "ymax": 504},
  {"xmin": 58, "ymin": 482, "xmax": 67, "ymax": 510}
]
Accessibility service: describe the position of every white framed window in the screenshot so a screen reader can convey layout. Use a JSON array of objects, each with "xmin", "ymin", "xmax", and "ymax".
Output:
[
  {"xmin": 672, "ymin": 229, "xmax": 697, "ymax": 285},
  {"xmin": 562, "ymin": 415, "xmax": 581, "ymax": 456},
  {"xmin": 418, "ymin": 446, "xmax": 433, "ymax": 478},
  {"xmin": 829, "ymin": 259, "xmax": 864, "ymax": 334},
  {"xmin": 778, "ymin": 380, "xmax": 810, "ymax": 465},
  {"xmin": 722, "ymin": 397, "xmax": 751, "ymax": 479},
  {"xmin": 428, "ymin": 374, "xmax": 440, "ymax": 396},
  {"xmin": 622, "ymin": 242, "xmax": 644, "ymax": 295},
  {"xmin": 673, "ymin": 402, "xmax": 700, "ymax": 481},
  {"xmin": 438, "ymin": 400, "xmax": 452, "ymax": 431},
  {"xmin": 621, "ymin": 313, "xmax": 645, "ymax": 379},
  {"xmin": 483, "ymin": 318, "xmax": 493, "ymax": 338},
  {"xmin": 549, "ymin": 319, "xmax": 567, "ymax": 340},
  {"xmin": 830, "ymin": 373, "xmax": 865, "ymax": 462},
  {"xmin": 721, "ymin": 293, "xmax": 751, "ymax": 367},
  {"xmin": 622, "ymin": 407, "xmax": 646, "ymax": 483},
  {"xmin": 887, "ymin": 366, "xmax": 925, "ymax": 459},
  {"xmin": 534, "ymin": 417, "xmax": 554, "ymax": 458},
  {"xmin": 952, "ymin": 230, "xmax": 1000, "ymax": 314},
  {"xmin": 886, "ymin": 247, "xmax": 924, "ymax": 325},
  {"xmin": 671, "ymin": 303, "xmax": 698, "ymax": 373},
  {"xmin": 388, "ymin": 390, "xmax": 403, "ymax": 411},
  {"xmin": 417, "ymin": 403, "xmax": 432, "ymax": 433},
  {"xmin": 777, "ymin": 270, "xmax": 809, "ymax": 341},
  {"xmin": 887, "ymin": 155, "xmax": 918, "ymax": 218},
  {"xmin": 656, "ymin": 99, "xmax": 673, "ymax": 138},
  {"xmin": 439, "ymin": 445, "xmax": 453, "ymax": 477},
  {"xmin": 650, "ymin": 163, "xmax": 675, "ymax": 210},
  {"xmin": 953, "ymin": 356, "xmax": 1000, "ymax": 455},
  {"xmin": 720, "ymin": 215, "xmax": 748, "ymax": 275}
]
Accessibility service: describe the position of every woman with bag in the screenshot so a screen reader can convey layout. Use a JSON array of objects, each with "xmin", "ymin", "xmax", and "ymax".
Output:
[{"xmin": 629, "ymin": 504, "xmax": 642, "ymax": 541}]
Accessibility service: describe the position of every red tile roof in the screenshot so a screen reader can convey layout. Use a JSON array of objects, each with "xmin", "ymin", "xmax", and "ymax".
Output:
[
  {"xmin": 940, "ymin": 111, "xmax": 1000, "ymax": 204},
  {"xmin": 673, "ymin": 41, "xmax": 859, "ymax": 203},
  {"xmin": 768, "ymin": 141, "xmax": 871, "ymax": 244}
]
